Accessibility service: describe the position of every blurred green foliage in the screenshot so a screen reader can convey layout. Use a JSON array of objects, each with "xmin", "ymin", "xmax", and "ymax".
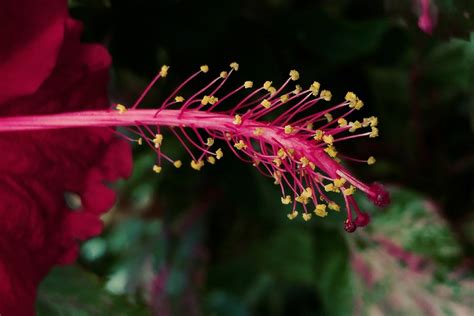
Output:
[{"xmin": 39, "ymin": 0, "xmax": 473, "ymax": 315}]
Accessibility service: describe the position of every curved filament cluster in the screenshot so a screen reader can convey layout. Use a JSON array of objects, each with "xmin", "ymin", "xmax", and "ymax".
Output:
[{"xmin": 115, "ymin": 62, "xmax": 390, "ymax": 232}]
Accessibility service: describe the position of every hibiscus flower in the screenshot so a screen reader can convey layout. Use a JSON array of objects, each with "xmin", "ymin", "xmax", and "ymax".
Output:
[{"xmin": 0, "ymin": 1, "xmax": 132, "ymax": 314}]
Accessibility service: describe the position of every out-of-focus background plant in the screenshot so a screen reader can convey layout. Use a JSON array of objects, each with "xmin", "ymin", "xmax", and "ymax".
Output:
[{"xmin": 38, "ymin": 0, "xmax": 473, "ymax": 315}]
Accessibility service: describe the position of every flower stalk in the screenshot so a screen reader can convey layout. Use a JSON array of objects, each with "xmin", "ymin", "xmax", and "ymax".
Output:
[{"xmin": 0, "ymin": 63, "xmax": 390, "ymax": 232}]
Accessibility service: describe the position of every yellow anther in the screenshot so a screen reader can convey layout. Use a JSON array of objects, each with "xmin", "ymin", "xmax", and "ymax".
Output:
[
  {"xmin": 153, "ymin": 165, "xmax": 162, "ymax": 174},
  {"xmin": 175, "ymin": 96, "xmax": 185, "ymax": 102},
  {"xmin": 300, "ymin": 156, "xmax": 309, "ymax": 167},
  {"xmin": 289, "ymin": 69, "xmax": 300, "ymax": 81},
  {"xmin": 253, "ymin": 127, "xmax": 264, "ymax": 136},
  {"xmin": 314, "ymin": 204, "xmax": 328, "ymax": 217},
  {"xmin": 201, "ymin": 95, "xmax": 210, "ymax": 105},
  {"xmin": 333, "ymin": 178, "xmax": 346, "ymax": 188},
  {"xmin": 287, "ymin": 210, "xmax": 298, "ymax": 220},
  {"xmin": 343, "ymin": 185, "xmax": 356, "ymax": 196},
  {"xmin": 296, "ymin": 187, "xmax": 312, "ymax": 205},
  {"xmin": 233, "ymin": 114, "xmax": 242, "ymax": 125},
  {"xmin": 287, "ymin": 148, "xmax": 295, "ymax": 156},
  {"xmin": 338, "ymin": 118, "xmax": 348, "ymax": 127},
  {"xmin": 206, "ymin": 138, "xmax": 215, "ymax": 147},
  {"xmin": 367, "ymin": 156, "xmax": 376, "ymax": 165},
  {"xmin": 200, "ymin": 65, "xmax": 209, "ymax": 73},
  {"xmin": 293, "ymin": 84, "xmax": 302, "ymax": 94},
  {"xmin": 268, "ymin": 86, "xmax": 277, "ymax": 95},
  {"xmin": 220, "ymin": 71, "xmax": 228, "ymax": 78},
  {"xmin": 324, "ymin": 146, "xmax": 338, "ymax": 158},
  {"xmin": 160, "ymin": 65, "xmax": 169, "ymax": 77},
  {"xmin": 230, "ymin": 62, "xmax": 239, "ymax": 71},
  {"xmin": 277, "ymin": 148, "xmax": 287, "ymax": 159},
  {"xmin": 234, "ymin": 140, "xmax": 247, "ymax": 150},
  {"xmin": 115, "ymin": 104, "xmax": 127, "ymax": 114},
  {"xmin": 345, "ymin": 91, "xmax": 357, "ymax": 102},
  {"xmin": 208, "ymin": 96, "xmax": 218, "ymax": 105},
  {"xmin": 302, "ymin": 213, "xmax": 312, "ymax": 221},
  {"xmin": 323, "ymin": 134, "xmax": 334, "ymax": 145},
  {"xmin": 369, "ymin": 127, "xmax": 379, "ymax": 138},
  {"xmin": 261, "ymin": 99, "xmax": 272, "ymax": 109},
  {"xmin": 324, "ymin": 183, "xmax": 336, "ymax": 192},
  {"xmin": 244, "ymin": 81, "xmax": 254, "ymax": 89},
  {"xmin": 324, "ymin": 113, "xmax": 333, "ymax": 122},
  {"xmin": 263, "ymin": 81, "xmax": 272, "ymax": 90},
  {"xmin": 273, "ymin": 171, "xmax": 282, "ymax": 184},
  {"xmin": 349, "ymin": 120, "xmax": 362, "ymax": 133},
  {"xmin": 320, "ymin": 90, "xmax": 332, "ymax": 101},
  {"xmin": 137, "ymin": 138, "xmax": 143, "ymax": 146},
  {"xmin": 216, "ymin": 148, "xmax": 224, "ymax": 159},
  {"xmin": 328, "ymin": 202, "xmax": 340, "ymax": 212},
  {"xmin": 190, "ymin": 160, "xmax": 205, "ymax": 171},
  {"xmin": 207, "ymin": 156, "xmax": 216, "ymax": 164},
  {"xmin": 355, "ymin": 99, "xmax": 364, "ymax": 110},
  {"xmin": 309, "ymin": 162, "xmax": 316, "ymax": 170},
  {"xmin": 281, "ymin": 195, "xmax": 292, "ymax": 205},
  {"xmin": 314, "ymin": 130, "xmax": 324, "ymax": 141},
  {"xmin": 284, "ymin": 125, "xmax": 294, "ymax": 134},
  {"xmin": 273, "ymin": 158, "xmax": 282, "ymax": 167},
  {"xmin": 153, "ymin": 134, "xmax": 164, "ymax": 148},
  {"xmin": 280, "ymin": 94, "xmax": 289, "ymax": 103},
  {"xmin": 306, "ymin": 123, "xmax": 314, "ymax": 130},
  {"xmin": 363, "ymin": 116, "xmax": 378, "ymax": 127},
  {"xmin": 310, "ymin": 81, "xmax": 320, "ymax": 96},
  {"xmin": 173, "ymin": 160, "xmax": 182, "ymax": 168}
]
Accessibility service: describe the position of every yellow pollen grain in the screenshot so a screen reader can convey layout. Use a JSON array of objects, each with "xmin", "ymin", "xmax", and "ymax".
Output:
[
  {"xmin": 175, "ymin": 96, "xmax": 185, "ymax": 102},
  {"xmin": 338, "ymin": 118, "xmax": 348, "ymax": 127},
  {"xmin": 314, "ymin": 130, "xmax": 324, "ymax": 141},
  {"xmin": 206, "ymin": 138, "xmax": 215, "ymax": 147},
  {"xmin": 287, "ymin": 210, "xmax": 298, "ymax": 220},
  {"xmin": 302, "ymin": 213, "xmax": 312, "ymax": 221},
  {"xmin": 367, "ymin": 156, "xmax": 376, "ymax": 165},
  {"xmin": 293, "ymin": 84, "xmax": 302, "ymax": 94},
  {"xmin": 310, "ymin": 81, "xmax": 320, "ymax": 96},
  {"xmin": 328, "ymin": 202, "xmax": 340, "ymax": 212},
  {"xmin": 191, "ymin": 160, "xmax": 205, "ymax": 171},
  {"xmin": 343, "ymin": 185, "xmax": 356, "ymax": 196},
  {"xmin": 323, "ymin": 134, "xmax": 334, "ymax": 145},
  {"xmin": 230, "ymin": 62, "xmax": 239, "ymax": 71},
  {"xmin": 173, "ymin": 160, "xmax": 182, "ymax": 168},
  {"xmin": 263, "ymin": 81, "xmax": 272, "ymax": 90},
  {"xmin": 153, "ymin": 134, "xmax": 163, "ymax": 148},
  {"xmin": 300, "ymin": 157, "xmax": 309, "ymax": 167},
  {"xmin": 253, "ymin": 127, "xmax": 264, "ymax": 136},
  {"xmin": 273, "ymin": 158, "xmax": 282, "ymax": 167},
  {"xmin": 324, "ymin": 146, "xmax": 338, "ymax": 158},
  {"xmin": 207, "ymin": 156, "xmax": 216, "ymax": 164},
  {"xmin": 320, "ymin": 90, "xmax": 332, "ymax": 101},
  {"xmin": 314, "ymin": 204, "xmax": 328, "ymax": 217},
  {"xmin": 369, "ymin": 127, "xmax": 379, "ymax": 138},
  {"xmin": 208, "ymin": 96, "xmax": 218, "ymax": 105},
  {"xmin": 234, "ymin": 140, "xmax": 247, "ymax": 150},
  {"xmin": 220, "ymin": 71, "xmax": 228, "ymax": 78},
  {"xmin": 152, "ymin": 165, "xmax": 162, "ymax": 173},
  {"xmin": 324, "ymin": 113, "xmax": 333, "ymax": 122},
  {"xmin": 289, "ymin": 69, "xmax": 300, "ymax": 81},
  {"xmin": 200, "ymin": 65, "xmax": 209, "ymax": 73},
  {"xmin": 281, "ymin": 195, "xmax": 292, "ymax": 205},
  {"xmin": 261, "ymin": 99, "xmax": 272, "ymax": 109},
  {"xmin": 333, "ymin": 178, "xmax": 346, "ymax": 188},
  {"xmin": 233, "ymin": 114, "xmax": 242, "ymax": 125},
  {"xmin": 160, "ymin": 65, "xmax": 169, "ymax": 77},
  {"xmin": 115, "ymin": 104, "xmax": 127, "ymax": 114},
  {"xmin": 284, "ymin": 125, "xmax": 294, "ymax": 134},
  {"xmin": 216, "ymin": 148, "xmax": 224, "ymax": 159},
  {"xmin": 244, "ymin": 81, "xmax": 254, "ymax": 89}
]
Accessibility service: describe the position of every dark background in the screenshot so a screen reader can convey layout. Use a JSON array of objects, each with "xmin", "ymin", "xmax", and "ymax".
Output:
[{"xmin": 37, "ymin": 1, "xmax": 473, "ymax": 315}]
